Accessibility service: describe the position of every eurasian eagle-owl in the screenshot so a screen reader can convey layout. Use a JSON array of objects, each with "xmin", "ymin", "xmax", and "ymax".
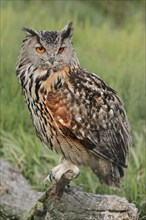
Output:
[{"xmin": 16, "ymin": 22, "xmax": 131, "ymax": 189}]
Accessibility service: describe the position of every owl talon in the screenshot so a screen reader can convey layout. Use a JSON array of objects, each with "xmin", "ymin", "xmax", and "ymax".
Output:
[
  {"xmin": 49, "ymin": 170, "xmax": 57, "ymax": 182},
  {"xmin": 43, "ymin": 171, "xmax": 57, "ymax": 186},
  {"xmin": 49, "ymin": 171, "xmax": 53, "ymax": 182},
  {"xmin": 44, "ymin": 159, "xmax": 80, "ymax": 184}
]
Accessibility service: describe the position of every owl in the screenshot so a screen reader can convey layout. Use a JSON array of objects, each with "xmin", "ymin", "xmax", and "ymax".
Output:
[{"xmin": 16, "ymin": 22, "xmax": 131, "ymax": 189}]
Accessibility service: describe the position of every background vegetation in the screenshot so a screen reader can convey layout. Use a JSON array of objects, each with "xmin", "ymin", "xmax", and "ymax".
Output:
[{"xmin": 0, "ymin": 0, "xmax": 145, "ymax": 219}]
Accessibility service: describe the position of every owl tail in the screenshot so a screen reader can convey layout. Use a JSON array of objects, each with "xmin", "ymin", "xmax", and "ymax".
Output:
[{"xmin": 91, "ymin": 158, "xmax": 124, "ymax": 189}]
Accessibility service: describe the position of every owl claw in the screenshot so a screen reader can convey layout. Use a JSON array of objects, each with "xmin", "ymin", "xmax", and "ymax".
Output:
[
  {"xmin": 48, "ymin": 170, "xmax": 56, "ymax": 182},
  {"xmin": 43, "ymin": 159, "xmax": 80, "ymax": 185},
  {"xmin": 43, "ymin": 170, "xmax": 56, "ymax": 186},
  {"xmin": 48, "ymin": 171, "xmax": 53, "ymax": 182}
]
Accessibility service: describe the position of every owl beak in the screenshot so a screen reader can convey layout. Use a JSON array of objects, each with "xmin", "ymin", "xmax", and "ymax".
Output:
[{"xmin": 49, "ymin": 57, "xmax": 55, "ymax": 65}]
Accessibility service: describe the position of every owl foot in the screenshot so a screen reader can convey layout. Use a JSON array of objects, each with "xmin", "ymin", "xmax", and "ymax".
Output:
[{"xmin": 44, "ymin": 159, "xmax": 80, "ymax": 184}]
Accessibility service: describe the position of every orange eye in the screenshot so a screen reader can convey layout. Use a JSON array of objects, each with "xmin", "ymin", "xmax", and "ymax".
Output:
[
  {"xmin": 58, "ymin": 47, "xmax": 65, "ymax": 53},
  {"xmin": 36, "ymin": 47, "xmax": 45, "ymax": 53}
]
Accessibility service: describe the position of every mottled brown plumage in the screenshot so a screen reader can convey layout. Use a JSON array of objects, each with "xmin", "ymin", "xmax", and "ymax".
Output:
[{"xmin": 16, "ymin": 22, "xmax": 131, "ymax": 189}]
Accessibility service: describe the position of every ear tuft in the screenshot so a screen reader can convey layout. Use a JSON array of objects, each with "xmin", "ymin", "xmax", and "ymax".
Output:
[
  {"xmin": 22, "ymin": 27, "xmax": 38, "ymax": 36},
  {"xmin": 61, "ymin": 21, "xmax": 74, "ymax": 40}
]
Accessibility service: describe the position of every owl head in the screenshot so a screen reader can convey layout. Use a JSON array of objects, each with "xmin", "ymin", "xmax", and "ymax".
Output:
[{"xmin": 19, "ymin": 22, "xmax": 79, "ymax": 72}]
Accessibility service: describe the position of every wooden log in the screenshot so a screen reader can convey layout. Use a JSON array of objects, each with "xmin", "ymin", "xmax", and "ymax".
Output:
[
  {"xmin": 0, "ymin": 159, "xmax": 138, "ymax": 220},
  {"xmin": 0, "ymin": 159, "xmax": 41, "ymax": 219}
]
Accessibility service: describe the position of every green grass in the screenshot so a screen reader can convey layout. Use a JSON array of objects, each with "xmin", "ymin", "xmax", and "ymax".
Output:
[{"xmin": 0, "ymin": 0, "xmax": 145, "ymax": 219}]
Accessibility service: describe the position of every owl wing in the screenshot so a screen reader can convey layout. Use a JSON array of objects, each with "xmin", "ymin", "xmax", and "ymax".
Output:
[{"xmin": 45, "ymin": 68, "xmax": 131, "ymax": 168}]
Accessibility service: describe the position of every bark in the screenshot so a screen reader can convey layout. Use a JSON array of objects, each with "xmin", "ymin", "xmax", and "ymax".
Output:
[
  {"xmin": 0, "ymin": 159, "xmax": 138, "ymax": 220},
  {"xmin": 0, "ymin": 159, "xmax": 41, "ymax": 219}
]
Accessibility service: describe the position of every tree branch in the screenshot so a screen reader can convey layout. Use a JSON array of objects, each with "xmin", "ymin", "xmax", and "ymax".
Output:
[{"xmin": 0, "ymin": 159, "xmax": 138, "ymax": 220}]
